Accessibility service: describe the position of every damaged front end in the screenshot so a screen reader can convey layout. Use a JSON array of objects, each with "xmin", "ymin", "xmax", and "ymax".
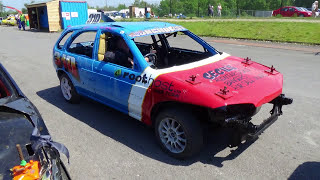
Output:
[{"xmin": 209, "ymin": 94, "xmax": 293, "ymax": 147}]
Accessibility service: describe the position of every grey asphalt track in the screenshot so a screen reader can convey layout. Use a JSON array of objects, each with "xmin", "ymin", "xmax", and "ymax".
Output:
[{"xmin": 0, "ymin": 26, "xmax": 319, "ymax": 180}]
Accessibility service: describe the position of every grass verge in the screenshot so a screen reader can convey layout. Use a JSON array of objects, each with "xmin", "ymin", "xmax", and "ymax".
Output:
[{"xmin": 170, "ymin": 21, "xmax": 320, "ymax": 44}]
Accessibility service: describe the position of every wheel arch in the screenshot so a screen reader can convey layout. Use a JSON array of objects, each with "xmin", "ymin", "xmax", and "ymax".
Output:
[
  {"xmin": 57, "ymin": 69, "xmax": 80, "ymax": 103},
  {"xmin": 57, "ymin": 69, "xmax": 75, "ymax": 82},
  {"xmin": 57, "ymin": 69, "xmax": 68, "ymax": 79},
  {"xmin": 56, "ymin": 69, "xmax": 78, "ymax": 91},
  {"xmin": 150, "ymin": 101, "xmax": 210, "ymax": 127}
]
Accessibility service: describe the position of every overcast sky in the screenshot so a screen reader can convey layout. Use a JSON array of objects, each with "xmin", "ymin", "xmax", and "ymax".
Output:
[{"xmin": 1, "ymin": 0, "xmax": 161, "ymax": 10}]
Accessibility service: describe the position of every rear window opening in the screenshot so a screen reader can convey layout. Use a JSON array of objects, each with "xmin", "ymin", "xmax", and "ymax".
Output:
[
  {"xmin": 67, "ymin": 31, "xmax": 96, "ymax": 58},
  {"xmin": 57, "ymin": 31, "xmax": 73, "ymax": 49},
  {"xmin": 133, "ymin": 31, "xmax": 217, "ymax": 69}
]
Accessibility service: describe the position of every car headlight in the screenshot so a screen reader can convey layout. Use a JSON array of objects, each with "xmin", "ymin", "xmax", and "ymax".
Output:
[{"xmin": 209, "ymin": 104, "xmax": 259, "ymax": 123}]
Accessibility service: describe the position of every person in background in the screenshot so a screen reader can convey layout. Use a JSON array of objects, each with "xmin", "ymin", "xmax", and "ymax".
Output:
[
  {"xmin": 146, "ymin": 11, "xmax": 151, "ymax": 19},
  {"xmin": 15, "ymin": 13, "xmax": 21, "ymax": 30},
  {"xmin": 217, "ymin": 3, "xmax": 222, "ymax": 17},
  {"xmin": 211, "ymin": 5, "xmax": 215, "ymax": 17},
  {"xmin": 316, "ymin": 1, "xmax": 319, "ymax": 17},
  {"xmin": 20, "ymin": 13, "xmax": 26, "ymax": 30},
  {"xmin": 312, "ymin": 1, "xmax": 319, "ymax": 18}
]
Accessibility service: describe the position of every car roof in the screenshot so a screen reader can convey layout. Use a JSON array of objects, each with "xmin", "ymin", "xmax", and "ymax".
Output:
[{"xmin": 66, "ymin": 22, "xmax": 187, "ymax": 39}]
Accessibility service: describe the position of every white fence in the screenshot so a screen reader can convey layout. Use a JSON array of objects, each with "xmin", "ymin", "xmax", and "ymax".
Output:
[{"xmin": 240, "ymin": 10, "xmax": 273, "ymax": 17}]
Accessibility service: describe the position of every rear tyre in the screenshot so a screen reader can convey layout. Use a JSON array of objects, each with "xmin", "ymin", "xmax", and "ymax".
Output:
[
  {"xmin": 59, "ymin": 73, "xmax": 80, "ymax": 103},
  {"xmin": 155, "ymin": 108, "xmax": 203, "ymax": 159}
]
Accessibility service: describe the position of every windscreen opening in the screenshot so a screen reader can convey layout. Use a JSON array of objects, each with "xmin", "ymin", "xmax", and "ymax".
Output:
[{"xmin": 133, "ymin": 31, "xmax": 216, "ymax": 69}]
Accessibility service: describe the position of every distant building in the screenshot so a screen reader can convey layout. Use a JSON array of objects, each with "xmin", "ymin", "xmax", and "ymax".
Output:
[
  {"xmin": 129, "ymin": 6, "xmax": 151, "ymax": 18},
  {"xmin": 26, "ymin": 0, "xmax": 88, "ymax": 32}
]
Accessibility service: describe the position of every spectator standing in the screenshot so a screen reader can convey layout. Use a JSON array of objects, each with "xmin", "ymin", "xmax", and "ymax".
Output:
[
  {"xmin": 20, "ymin": 14, "xmax": 26, "ymax": 30},
  {"xmin": 316, "ymin": 1, "xmax": 319, "ymax": 17},
  {"xmin": 217, "ymin": 3, "xmax": 222, "ymax": 17},
  {"xmin": 208, "ymin": 5, "xmax": 214, "ymax": 17},
  {"xmin": 208, "ymin": 5, "xmax": 211, "ymax": 16},
  {"xmin": 146, "ymin": 11, "xmax": 151, "ymax": 19},
  {"xmin": 15, "ymin": 13, "xmax": 21, "ymax": 30},
  {"xmin": 312, "ymin": 1, "xmax": 319, "ymax": 17},
  {"xmin": 211, "ymin": 5, "xmax": 215, "ymax": 17}
]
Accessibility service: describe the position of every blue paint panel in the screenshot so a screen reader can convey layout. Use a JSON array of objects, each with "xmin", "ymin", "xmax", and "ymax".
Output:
[
  {"xmin": 92, "ymin": 61, "xmax": 137, "ymax": 113},
  {"xmin": 39, "ymin": 6, "xmax": 49, "ymax": 28},
  {"xmin": 60, "ymin": 1, "xmax": 88, "ymax": 29},
  {"xmin": 66, "ymin": 22, "xmax": 187, "ymax": 38}
]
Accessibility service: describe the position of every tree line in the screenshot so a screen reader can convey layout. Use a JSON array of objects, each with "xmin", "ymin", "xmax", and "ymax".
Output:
[
  {"xmin": 98, "ymin": 0, "xmax": 315, "ymax": 17},
  {"xmin": 1, "ymin": 0, "xmax": 316, "ymax": 18},
  {"xmin": 155, "ymin": 0, "xmax": 316, "ymax": 17}
]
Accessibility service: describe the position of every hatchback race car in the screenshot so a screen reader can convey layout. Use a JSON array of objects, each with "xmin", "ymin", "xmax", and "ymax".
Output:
[
  {"xmin": 1, "ymin": 16, "xmax": 17, "ymax": 26},
  {"xmin": 53, "ymin": 22, "xmax": 292, "ymax": 159},
  {"xmin": 0, "ymin": 63, "xmax": 71, "ymax": 179}
]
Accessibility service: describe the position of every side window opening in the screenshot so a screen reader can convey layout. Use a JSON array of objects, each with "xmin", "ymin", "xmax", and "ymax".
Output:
[
  {"xmin": 98, "ymin": 32, "xmax": 134, "ymax": 69},
  {"xmin": 67, "ymin": 31, "xmax": 97, "ymax": 58},
  {"xmin": 57, "ymin": 31, "xmax": 73, "ymax": 49}
]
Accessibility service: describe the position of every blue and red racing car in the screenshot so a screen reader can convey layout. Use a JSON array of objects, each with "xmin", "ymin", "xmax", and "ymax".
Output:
[{"xmin": 53, "ymin": 22, "xmax": 292, "ymax": 159}]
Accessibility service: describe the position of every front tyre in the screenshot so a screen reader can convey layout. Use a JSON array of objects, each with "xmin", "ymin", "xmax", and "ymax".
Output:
[
  {"xmin": 59, "ymin": 73, "xmax": 80, "ymax": 103},
  {"xmin": 155, "ymin": 108, "xmax": 203, "ymax": 159}
]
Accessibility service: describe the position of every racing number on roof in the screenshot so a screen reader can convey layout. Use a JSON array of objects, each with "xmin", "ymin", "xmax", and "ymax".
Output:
[{"xmin": 86, "ymin": 13, "xmax": 101, "ymax": 24}]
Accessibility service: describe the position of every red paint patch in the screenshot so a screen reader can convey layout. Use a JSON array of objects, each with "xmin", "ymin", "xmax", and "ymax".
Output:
[{"xmin": 141, "ymin": 56, "xmax": 283, "ymax": 125}]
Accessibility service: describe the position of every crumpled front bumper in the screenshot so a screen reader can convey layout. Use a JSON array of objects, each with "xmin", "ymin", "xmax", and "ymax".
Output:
[{"xmin": 226, "ymin": 94, "xmax": 293, "ymax": 147}]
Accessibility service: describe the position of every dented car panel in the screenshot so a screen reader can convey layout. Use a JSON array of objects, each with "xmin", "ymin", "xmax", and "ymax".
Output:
[
  {"xmin": 0, "ymin": 63, "xmax": 71, "ymax": 179},
  {"xmin": 53, "ymin": 22, "xmax": 292, "ymax": 154},
  {"xmin": 53, "ymin": 22, "xmax": 287, "ymax": 123}
]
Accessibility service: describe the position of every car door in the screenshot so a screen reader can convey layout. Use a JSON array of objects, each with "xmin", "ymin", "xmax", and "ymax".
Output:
[
  {"xmin": 281, "ymin": 7, "xmax": 288, "ymax": 16},
  {"xmin": 63, "ymin": 30, "xmax": 99, "ymax": 97},
  {"xmin": 91, "ymin": 30, "xmax": 144, "ymax": 113},
  {"xmin": 288, "ymin": 7, "xmax": 295, "ymax": 16}
]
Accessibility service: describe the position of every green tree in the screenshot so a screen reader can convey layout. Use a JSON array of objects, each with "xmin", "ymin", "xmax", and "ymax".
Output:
[
  {"xmin": 117, "ymin": 4, "xmax": 127, "ymax": 11},
  {"xmin": 0, "ymin": 1, "xmax": 4, "ymax": 17},
  {"xmin": 133, "ymin": 0, "xmax": 149, "ymax": 7},
  {"xmin": 294, "ymin": 0, "xmax": 314, "ymax": 7},
  {"xmin": 22, "ymin": 8, "xmax": 27, "ymax": 14},
  {"xmin": 158, "ymin": 0, "xmax": 170, "ymax": 16}
]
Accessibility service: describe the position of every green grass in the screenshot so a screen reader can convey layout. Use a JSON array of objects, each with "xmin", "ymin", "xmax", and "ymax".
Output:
[{"xmin": 172, "ymin": 21, "xmax": 320, "ymax": 44}]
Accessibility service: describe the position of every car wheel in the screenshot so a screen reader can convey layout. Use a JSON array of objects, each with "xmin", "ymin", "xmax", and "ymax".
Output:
[
  {"xmin": 59, "ymin": 73, "xmax": 80, "ymax": 103},
  {"xmin": 299, "ymin": 14, "xmax": 304, "ymax": 17},
  {"xmin": 155, "ymin": 108, "xmax": 203, "ymax": 159}
]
